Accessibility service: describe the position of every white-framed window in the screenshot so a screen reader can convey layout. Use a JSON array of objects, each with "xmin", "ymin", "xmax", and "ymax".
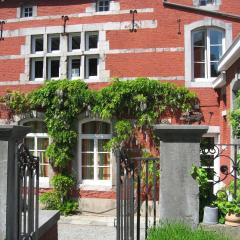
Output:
[
  {"xmin": 199, "ymin": 0, "xmax": 215, "ymax": 6},
  {"xmin": 68, "ymin": 33, "xmax": 81, "ymax": 52},
  {"xmin": 31, "ymin": 35, "xmax": 44, "ymax": 54},
  {"xmin": 85, "ymin": 55, "xmax": 99, "ymax": 80},
  {"xmin": 47, "ymin": 57, "xmax": 60, "ymax": 80},
  {"xmin": 192, "ymin": 28, "xmax": 224, "ymax": 81},
  {"xmin": 68, "ymin": 56, "xmax": 81, "ymax": 79},
  {"xmin": 86, "ymin": 32, "xmax": 99, "ymax": 51},
  {"xmin": 79, "ymin": 120, "xmax": 112, "ymax": 186},
  {"xmin": 31, "ymin": 58, "xmax": 44, "ymax": 81},
  {"xmin": 48, "ymin": 34, "xmax": 60, "ymax": 53},
  {"xmin": 21, "ymin": 6, "xmax": 33, "ymax": 18},
  {"xmin": 23, "ymin": 121, "xmax": 50, "ymax": 188},
  {"xmin": 96, "ymin": 0, "xmax": 110, "ymax": 12}
]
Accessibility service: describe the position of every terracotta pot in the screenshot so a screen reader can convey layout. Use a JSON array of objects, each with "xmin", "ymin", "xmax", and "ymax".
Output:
[{"xmin": 225, "ymin": 213, "xmax": 240, "ymax": 227}]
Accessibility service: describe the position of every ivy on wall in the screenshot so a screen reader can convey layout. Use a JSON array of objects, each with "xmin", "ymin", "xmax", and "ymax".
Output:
[{"xmin": 1, "ymin": 78, "xmax": 197, "ymax": 214}]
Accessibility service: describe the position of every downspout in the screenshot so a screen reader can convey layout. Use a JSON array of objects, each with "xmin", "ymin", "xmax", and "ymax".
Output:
[{"xmin": 163, "ymin": 0, "xmax": 240, "ymax": 23}]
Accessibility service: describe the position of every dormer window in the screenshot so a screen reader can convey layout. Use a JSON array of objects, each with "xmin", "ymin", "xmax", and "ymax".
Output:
[{"xmin": 96, "ymin": 0, "xmax": 110, "ymax": 12}]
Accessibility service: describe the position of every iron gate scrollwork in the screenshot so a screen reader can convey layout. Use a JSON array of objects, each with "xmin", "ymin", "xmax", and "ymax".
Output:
[
  {"xmin": 200, "ymin": 143, "xmax": 240, "ymax": 199},
  {"xmin": 116, "ymin": 149, "xmax": 159, "ymax": 240},
  {"xmin": 18, "ymin": 143, "xmax": 39, "ymax": 240}
]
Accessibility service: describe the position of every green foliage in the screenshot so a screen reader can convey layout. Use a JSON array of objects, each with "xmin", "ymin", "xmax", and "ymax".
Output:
[
  {"xmin": 191, "ymin": 165, "xmax": 216, "ymax": 221},
  {"xmin": 40, "ymin": 191, "xmax": 78, "ymax": 216},
  {"xmin": 51, "ymin": 174, "xmax": 75, "ymax": 198},
  {"xmin": 191, "ymin": 165, "xmax": 209, "ymax": 191},
  {"xmin": 94, "ymin": 78, "xmax": 196, "ymax": 125},
  {"xmin": 147, "ymin": 222, "xmax": 230, "ymax": 240},
  {"xmin": 214, "ymin": 181, "xmax": 240, "ymax": 223},
  {"xmin": 3, "ymin": 78, "xmax": 197, "ymax": 215},
  {"xmin": 40, "ymin": 191, "xmax": 61, "ymax": 210}
]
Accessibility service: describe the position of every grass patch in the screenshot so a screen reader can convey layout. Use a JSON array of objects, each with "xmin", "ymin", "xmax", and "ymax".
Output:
[{"xmin": 147, "ymin": 222, "xmax": 230, "ymax": 240}]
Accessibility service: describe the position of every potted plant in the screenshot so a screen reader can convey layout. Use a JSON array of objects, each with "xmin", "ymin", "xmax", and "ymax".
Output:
[{"xmin": 214, "ymin": 189, "xmax": 240, "ymax": 226}]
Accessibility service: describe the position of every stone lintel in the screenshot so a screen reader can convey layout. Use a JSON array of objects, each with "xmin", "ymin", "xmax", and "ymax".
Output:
[{"xmin": 0, "ymin": 125, "xmax": 31, "ymax": 141}]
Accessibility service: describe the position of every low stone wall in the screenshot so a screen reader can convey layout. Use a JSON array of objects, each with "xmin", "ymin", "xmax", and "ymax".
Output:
[
  {"xmin": 38, "ymin": 210, "xmax": 60, "ymax": 240},
  {"xmin": 201, "ymin": 223, "xmax": 240, "ymax": 240}
]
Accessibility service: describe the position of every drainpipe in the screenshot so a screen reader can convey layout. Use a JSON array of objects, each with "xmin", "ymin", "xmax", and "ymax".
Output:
[{"xmin": 163, "ymin": 0, "xmax": 240, "ymax": 23}]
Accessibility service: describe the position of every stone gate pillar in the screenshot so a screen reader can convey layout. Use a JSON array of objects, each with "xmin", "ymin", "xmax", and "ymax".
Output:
[
  {"xmin": 154, "ymin": 125, "xmax": 208, "ymax": 226},
  {"xmin": 0, "ymin": 126, "xmax": 30, "ymax": 240}
]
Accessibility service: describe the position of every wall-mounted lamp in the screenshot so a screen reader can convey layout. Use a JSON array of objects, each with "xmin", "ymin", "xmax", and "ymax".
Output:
[
  {"xmin": 130, "ymin": 10, "xmax": 138, "ymax": 32},
  {"xmin": 61, "ymin": 15, "xmax": 69, "ymax": 36}
]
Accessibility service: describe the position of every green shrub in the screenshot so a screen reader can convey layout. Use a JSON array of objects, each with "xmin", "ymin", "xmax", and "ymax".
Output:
[
  {"xmin": 147, "ymin": 222, "xmax": 230, "ymax": 240},
  {"xmin": 40, "ymin": 190, "xmax": 78, "ymax": 215}
]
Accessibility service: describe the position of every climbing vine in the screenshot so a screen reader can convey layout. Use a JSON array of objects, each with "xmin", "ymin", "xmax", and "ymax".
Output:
[{"xmin": 1, "ymin": 78, "xmax": 197, "ymax": 214}]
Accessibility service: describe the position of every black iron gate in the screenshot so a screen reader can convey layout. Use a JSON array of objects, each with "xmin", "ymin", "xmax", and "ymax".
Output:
[
  {"xmin": 116, "ymin": 149, "xmax": 159, "ymax": 240},
  {"xmin": 17, "ymin": 143, "xmax": 39, "ymax": 240}
]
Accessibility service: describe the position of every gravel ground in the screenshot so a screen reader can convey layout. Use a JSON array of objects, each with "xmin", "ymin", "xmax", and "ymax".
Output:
[{"xmin": 58, "ymin": 223, "xmax": 116, "ymax": 240}]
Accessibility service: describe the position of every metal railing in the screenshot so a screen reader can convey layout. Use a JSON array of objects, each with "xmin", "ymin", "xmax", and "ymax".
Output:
[
  {"xmin": 17, "ymin": 143, "xmax": 39, "ymax": 240},
  {"xmin": 116, "ymin": 149, "xmax": 159, "ymax": 240},
  {"xmin": 200, "ymin": 143, "xmax": 240, "ymax": 198}
]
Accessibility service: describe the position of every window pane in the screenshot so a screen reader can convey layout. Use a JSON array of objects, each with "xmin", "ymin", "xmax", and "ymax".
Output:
[
  {"xmin": 71, "ymin": 59, "xmax": 81, "ymax": 77},
  {"xmin": 194, "ymin": 47, "xmax": 205, "ymax": 62},
  {"xmin": 82, "ymin": 167, "xmax": 94, "ymax": 179},
  {"xmin": 88, "ymin": 34, "xmax": 98, "ymax": 49},
  {"xmin": 37, "ymin": 138, "xmax": 49, "ymax": 150},
  {"xmin": 194, "ymin": 63, "xmax": 205, "ymax": 78},
  {"xmin": 35, "ymin": 60, "xmax": 43, "ymax": 78},
  {"xmin": 82, "ymin": 139, "xmax": 94, "ymax": 152},
  {"xmin": 98, "ymin": 153, "xmax": 110, "ymax": 166},
  {"xmin": 193, "ymin": 31, "xmax": 205, "ymax": 47},
  {"xmin": 72, "ymin": 35, "xmax": 81, "ymax": 50},
  {"xmin": 88, "ymin": 58, "xmax": 98, "ymax": 76},
  {"xmin": 82, "ymin": 153, "xmax": 94, "ymax": 165},
  {"xmin": 98, "ymin": 167, "xmax": 110, "ymax": 180},
  {"xmin": 210, "ymin": 45, "xmax": 222, "ymax": 61},
  {"xmin": 51, "ymin": 37, "xmax": 60, "ymax": 51},
  {"xmin": 82, "ymin": 121, "xmax": 110, "ymax": 134},
  {"xmin": 25, "ymin": 137, "xmax": 34, "ymax": 150},
  {"xmin": 38, "ymin": 151, "xmax": 49, "ymax": 177},
  {"xmin": 211, "ymin": 62, "xmax": 218, "ymax": 77},
  {"xmin": 98, "ymin": 139, "xmax": 109, "ymax": 152},
  {"xmin": 210, "ymin": 30, "xmax": 223, "ymax": 45},
  {"xmin": 50, "ymin": 60, "xmax": 59, "ymax": 78},
  {"xmin": 34, "ymin": 37, "xmax": 43, "ymax": 52}
]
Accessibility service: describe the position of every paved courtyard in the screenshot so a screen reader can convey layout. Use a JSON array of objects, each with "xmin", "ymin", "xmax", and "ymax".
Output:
[{"xmin": 58, "ymin": 215, "xmax": 116, "ymax": 240}]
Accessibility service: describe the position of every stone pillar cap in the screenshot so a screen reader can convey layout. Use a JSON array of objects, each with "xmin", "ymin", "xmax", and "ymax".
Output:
[{"xmin": 153, "ymin": 124, "xmax": 209, "ymax": 141}]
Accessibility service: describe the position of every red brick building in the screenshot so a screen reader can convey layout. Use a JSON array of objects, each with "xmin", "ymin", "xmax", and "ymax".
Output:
[{"xmin": 0, "ymin": 0, "xmax": 240, "ymax": 211}]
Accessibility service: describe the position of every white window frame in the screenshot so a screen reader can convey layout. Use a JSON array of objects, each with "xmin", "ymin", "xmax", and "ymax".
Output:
[
  {"xmin": 198, "ymin": 0, "xmax": 215, "ymax": 6},
  {"xmin": 192, "ymin": 27, "xmax": 225, "ymax": 82},
  {"xmin": 85, "ymin": 32, "xmax": 99, "ymax": 51},
  {"xmin": 31, "ymin": 35, "xmax": 44, "ymax": 54},
  {"xmin": 85, "ymin": 55, "xmax": 99, "ymax": 80},
  {"xmin": 68, "ymin": 33, "xmax": 81, "ymax": 52},
  {"xmin": 48, "ymin": 34, "xmax": 60, "ymax": 53},
  {"xmin": 79, "ymin": 120, "xmax": 112, "ymax": 186},
  {"xmin": 96, "ymin": 0, "xmax": 110, "ymax": 12},
  {"xmin": 68, "ymin": 56, "xmax": 81, "ymax": 80},
  {"xmin": 25, "ymin": 133, "xmax": 50, "ymax": 188},
  {"xmin": 21, "ymin": 5, "xmax": 33, "ymax": 18},
  {"xmin": 31, "ymin": 58, "xmax": 44, "ymax": 81},
  {"xmin": 47, "ymin": 57, "xmax": 60, "ymax": 80}
]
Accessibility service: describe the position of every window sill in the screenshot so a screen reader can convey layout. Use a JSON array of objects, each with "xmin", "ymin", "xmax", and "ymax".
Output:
[
  {"xmin": 185, "ymin": 81, "xmax": 214, "ymax": 88},
  {"xmin": 196, "ymin": 5, "xmax": 220, "ymax": 11},
  {"xmin": 39, "ymin": 177, "xmax": 50, "ymax": 188},
  {"xmin": 79, "ymin": 183, "xmax": 113, "ymax": 191}
]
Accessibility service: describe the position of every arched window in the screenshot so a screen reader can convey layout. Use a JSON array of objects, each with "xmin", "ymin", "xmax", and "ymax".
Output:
[
  {"xmin": 79, "ymin": 120, "xmax": 112, "ymax": 185},
  {"xmin": 23, "ymin": 121, "xmax": 50, "ymax": 181},
  {"xmin": 193, "ymin": 28, "xmax": 224, "ymax": 80}
]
